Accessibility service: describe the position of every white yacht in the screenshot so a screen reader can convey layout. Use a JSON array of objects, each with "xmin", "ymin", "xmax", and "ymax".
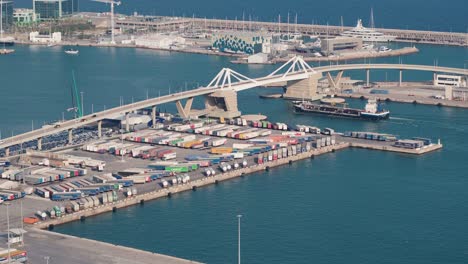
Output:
[
  {"xmin": 341, "ymin": 19, "xmax": 396, "ymax": 42},
  {"xmin": 65, "ymin": 49, "xmax": 79, "ymax": 55}
]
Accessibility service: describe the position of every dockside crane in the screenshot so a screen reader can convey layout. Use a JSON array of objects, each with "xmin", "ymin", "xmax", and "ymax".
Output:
[{"xmin": 93, "ymin": 0, "xmax": 122, "ymax": 44}]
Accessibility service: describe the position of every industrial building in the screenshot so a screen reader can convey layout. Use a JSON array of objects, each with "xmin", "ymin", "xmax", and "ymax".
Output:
[
  {"xmin": 13, "ymin": 9, "xmax": 40, "ymax": 24},
  {"xmin": 211, "ymin": 31, "xmax": 272, "ymax": 54},
  {"xmin": 33, "ymin": 0, "xmax": 78, "ymax": 20},
  {"xmin": 321, "ymin": 37, "xmax": 363, "ymax": 55},
  {"xmin": 0, "ymin": 0, "xmax": 14, "ymax": 30}
]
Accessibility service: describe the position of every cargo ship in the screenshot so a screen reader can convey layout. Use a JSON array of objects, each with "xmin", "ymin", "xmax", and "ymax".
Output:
[{"xmin": 293, "ymin": 99, "xmax": 390, "ymax": 120}]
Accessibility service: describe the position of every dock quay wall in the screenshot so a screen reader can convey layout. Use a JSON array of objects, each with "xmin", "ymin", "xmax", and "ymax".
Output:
[
  {"xmin": 32, "ymin": 139, "xmax": 441, "ymax": 230},
  {"xmin": 349, "ymin": 142, "xmax": 443, "ymax": 154},
  {"xmin": 34, "ymin": 143, "xmax": 350, "ymax": 229}
]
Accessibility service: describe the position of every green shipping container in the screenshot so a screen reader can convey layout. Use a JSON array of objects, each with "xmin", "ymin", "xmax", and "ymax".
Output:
[{"xmin": 165, "ymin": 166, "xmax": 189, "ymax": 173}]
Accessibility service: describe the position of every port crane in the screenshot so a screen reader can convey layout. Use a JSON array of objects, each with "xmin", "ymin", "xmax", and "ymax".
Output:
[{"xmin": 93, "ymin": 0, "xmax": 121, "ymax": 44}]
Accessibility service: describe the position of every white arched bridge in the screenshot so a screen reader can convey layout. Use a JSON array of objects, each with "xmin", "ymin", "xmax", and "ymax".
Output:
[{"xmin": 1, "ymin": 56, "xmax": 467, "ymax": 155}]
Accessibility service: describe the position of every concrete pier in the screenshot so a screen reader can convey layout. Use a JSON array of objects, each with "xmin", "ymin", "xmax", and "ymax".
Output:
[
  {"xmin": 125, "ymin": 112, "xmax": 130, "ymax": 132},
  {"xmin": 23, "ymin": 229, "xmax": 201, "ymax": 264},
  {"xmin": 152, "ymin": 106, "xmax": 156, "ymax": 128},
  {"xmin": 97, "ymin": 120, "xmax": 102, "ymax": 138},
  {"xmin": 366, "ymin": 69, "xmax": 370, "ymax": 87},
  {"xmin": 33, "ymin": 143, "xmax": 349, "ymax": 229},
  {"xmin": 37, "ymin": 137, "xmax": 42, "ymax": 151},
  {"xmin": 68, "ymin": 129, "xmax": 73, "ymax": 144},
  {"xmin": 399, "ymin": 70, "xmax": 403, "ymax": 87}
]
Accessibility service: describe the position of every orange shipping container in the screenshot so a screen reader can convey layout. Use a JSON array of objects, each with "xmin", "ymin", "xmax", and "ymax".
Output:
[
  {"xmin": 183, "ymin": 140, "xmax": 202, "ymax": 148},
  {"xmin": 23, "ymin": 217, "xmax": 39, "ymax": 224},
  {"xmin": 210, "ymin": 147, "xmax": 233, "ymax": 154}
]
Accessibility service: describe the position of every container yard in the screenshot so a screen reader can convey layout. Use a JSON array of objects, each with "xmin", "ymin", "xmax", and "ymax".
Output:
[
  {"xmin": 0, "ymin": 114, "xmax": 444, "ymax": 263},
  {"xmin": 0, "ymin": 116, "xmax": 442, "ymax": 228}
]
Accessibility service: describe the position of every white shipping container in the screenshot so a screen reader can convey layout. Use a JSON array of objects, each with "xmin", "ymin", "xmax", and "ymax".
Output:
[
  {"xmin": 232, "ymin": 152, "xmax": 244, "ymax": 159},
  {"xmin": 232, "ymin": 143, "xmax": 252, "ymax": 149},
  {"xmin": 282, "ymin": 131, "xmax": 305, "ymax": 136},
  {"xmin": 260, "ymin": 130, "xmax": 272, "ymax": 136},
  {"xmin": 162, "ymin": 152, "xmax": 177, "ymax": 160},
  {"xmin": 212, "ymin": 138, "xmax": 227, "ymax": 147}
]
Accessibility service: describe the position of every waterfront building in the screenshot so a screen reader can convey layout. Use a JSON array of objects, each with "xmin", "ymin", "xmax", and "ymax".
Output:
[
  {"xmin": 29, "ymin": 31, "xmax": 62, "ymax": 43},
  {"xmin": 211, "ymin": 31, "xmax": 272, "ymax": 55},
  {"xmin": 434, "ymin": 74, "xmax": 467, "ymax": 87},
  {"xmin": 0, "ymin": 0, "xmax": 13, "ymax": 30},
  {"xmin": 33, "ymin": 0, "xmax": 78, "ymax": 20},
  {"xmin": 134, "ymin": 34, "xmax": 186, "ymax": 49},
  {"xmin": 321, "ymin": 37, "xmax": 363, "ymax": 55},
  {"xmin": 13, "ymin": 9, "xmax": 40, "ymax": 25}
]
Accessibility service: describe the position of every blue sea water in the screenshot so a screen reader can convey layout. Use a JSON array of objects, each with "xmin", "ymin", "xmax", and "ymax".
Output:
[{"xmin": 1, "ymin": 5, "xmax": 468, "ymax": 262}]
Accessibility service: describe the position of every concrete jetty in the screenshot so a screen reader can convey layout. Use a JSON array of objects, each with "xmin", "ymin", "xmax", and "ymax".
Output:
[
  {"xmin": 33, "ymin": 143, "xmax": 350, "ymax": 229},
  {"xmin": 23, "ymin": 229, "xmax": 201, "ymax": 264}
]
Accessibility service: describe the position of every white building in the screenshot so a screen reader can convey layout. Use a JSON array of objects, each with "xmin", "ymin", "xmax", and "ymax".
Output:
[
  {"xmin": 13, "ymin": 8, "xmax": 39, "ymax": 24},
  {"xmin": 135, "ymin": 34, "xmax": 186, "ymax": 49},
  {"xmin": 434, "ymin": 74, "xmax": 467, "ymax": 87},
  {"xmin": 29, "ymin": 31, "xmax": 62, "ymax": 43}
]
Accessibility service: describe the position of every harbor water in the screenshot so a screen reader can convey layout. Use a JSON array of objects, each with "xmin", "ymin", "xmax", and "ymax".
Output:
[{"xmin": 1, "ymin": 43, "xmax": 468, "ymax": 262}]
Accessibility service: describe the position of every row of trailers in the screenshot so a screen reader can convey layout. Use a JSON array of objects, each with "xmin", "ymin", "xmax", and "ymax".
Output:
[
  {"xmin": 34, "ymin": 191, "xmax": 119, "ymax": 222},
  {"xmin": 34, "ymin": 178, "xmax": 132, "ymax": 201},
  {"xmin": 0, "ymin": 189, "xmax": 26, "ymax": 202},
  {"xmin": 255, "ymin": 137, "xmax": 336, "ymax": 164}
]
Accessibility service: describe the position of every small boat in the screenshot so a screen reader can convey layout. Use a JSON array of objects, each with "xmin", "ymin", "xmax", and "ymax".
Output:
[
  {"xmin": 47, "ymin": 43, "xmax": 56, "ymax": 47},
  {"xmin": 65, "ymin": 49, "xmax": 79, "ymax": 55},
  {"xmin": 0, "ymin": 48, "xmax": 14, "ymax": 55},
  {"xmin": 378, "ymin": 46, "xmax": 392, "ymax": 52}
]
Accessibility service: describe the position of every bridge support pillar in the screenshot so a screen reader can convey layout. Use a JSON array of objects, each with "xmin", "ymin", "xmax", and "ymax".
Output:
[
  {"xmin": 37, "ymin": 137, "xmax": 42, "ymax": 151},
  {"xmin": 125, "ymin": 113, "xmax": 130, "ymax": 132},
  {"xmin": 176, "ymin": 97, "xmax": 194, "ymax": 119},
  {"xmin": 399, "ymin": 70, "xmax": 403, "ymax": 86},
  {"xmin": 326, "ymin": 71, "xmax": 344, "ymax": 90},
  {"xmin": 151, "ymin": 106, "xmax": 156, "ymax": 128},
  {"xmin": 433, "ymin": 72, "xmax": 437, "ymax": 86},
  {"xmin": 366, "ymin": 69, "xmax": 370, "ymax": 87},
  {"xmin": 283, "ymin": 72, "xmax": 323, "ymax": 100},
  {"xmin": 68, "ymin": 129, "xmax": 73, "ymax": 145},
  {"xmin": 5, "ymin": 147, "xmax": 9, "ymax": 157},
  {"xmin": 98, "ymin": 120, "xmax": 102, "ymax": 138},
  {"xmin": 205, "ymin": 90, "xmax": 241, "ymax": 119}
]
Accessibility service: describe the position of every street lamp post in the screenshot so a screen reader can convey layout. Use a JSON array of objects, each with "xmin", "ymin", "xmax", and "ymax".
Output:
[
  {"xmin": 237, "ymin": 214, "xmax": 242, "ymax": 264},
  {"xmin": 5, "ymin": 202, "xmax": 11, "ymax": 264}
]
